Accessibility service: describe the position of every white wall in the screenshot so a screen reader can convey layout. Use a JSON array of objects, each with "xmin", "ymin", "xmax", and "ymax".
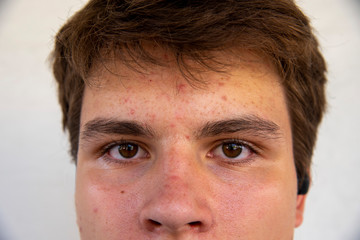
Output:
[{"xmin": 0, "ymin": 0, "xmax": 359, "ymax": 239}]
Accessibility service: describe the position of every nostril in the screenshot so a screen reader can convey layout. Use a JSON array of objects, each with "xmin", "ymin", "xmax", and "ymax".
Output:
[
  {"xmin": 148, "ymin": 219, "xmax": 162, "ymax": 226},
  {"xmin": 189, "ymin": 221, "xmax": 202, "ymax": 228},
  {"xmin": 144, "ymin": 219, "xmax": 162, "ymax": 232}
]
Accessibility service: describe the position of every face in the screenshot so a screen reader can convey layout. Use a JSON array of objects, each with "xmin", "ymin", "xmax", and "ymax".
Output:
[{"xmin": 76, "ymin": 54, "xmax": 306, "ymax": 239}]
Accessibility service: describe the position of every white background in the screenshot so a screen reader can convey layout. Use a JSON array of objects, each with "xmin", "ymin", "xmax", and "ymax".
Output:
[{"xmin": 0, "ymin": 0, "xmax": 359, "ymax": 239}]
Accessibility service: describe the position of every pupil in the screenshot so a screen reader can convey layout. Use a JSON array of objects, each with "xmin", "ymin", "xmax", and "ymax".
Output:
[
  {"xmin": 222, "ymin": 143, "xmax": 242, "ymax": 158},
  {"xmin": 118, "ymin": 144, "xmax": 138, "ymax": 158}
]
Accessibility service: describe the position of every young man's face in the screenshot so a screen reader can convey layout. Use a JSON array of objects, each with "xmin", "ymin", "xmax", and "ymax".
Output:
[{"xmin": 75, "ymin": 53, "xmax": 306, "ymax": 239}]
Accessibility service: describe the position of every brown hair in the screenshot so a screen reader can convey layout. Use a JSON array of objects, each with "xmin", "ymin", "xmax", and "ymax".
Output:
[{"xmin": 52, "ymin": 0, "xmax": 326, "ymax": 184}]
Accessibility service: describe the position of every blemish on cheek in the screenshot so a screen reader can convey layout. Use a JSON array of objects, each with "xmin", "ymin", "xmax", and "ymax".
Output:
[
  {"xmin": 170, "ymin": 123, "xmax": 176, "ymax": 128},
  {"xmin": 221, "ymin": 95, "xmax": 228, "ymax": 101},
  {"xmin": 176, "ymin": 83, "xmax": 186, "ymax": 93},
  {"xmin": 123, "ymin": 97, "xmax": 130, "ymax": 103},
  {"xmin": 93, "ymin": 208, "xmax": 98, "ymax": 213},
  {"xmin": 185, "ymin": 135, "xmax": 190, "ymax": 140},
  {"xmin": 130, "ymin": 108, "xmax": 135, "ymax": 115},
  {"xmin": 218, "ymin": 82, "xmax": 225, "ymax": 87},
  {"xmin": 79, "ymin": 226, "xmax": 82, "ymax": 233},
  {"xmin": 121, "ymin": 190, "xmax": 125, "ymax": 194}
]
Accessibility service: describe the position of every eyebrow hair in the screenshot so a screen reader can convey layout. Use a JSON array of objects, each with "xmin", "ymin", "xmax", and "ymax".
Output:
[
  {"xmin": 80, "ymin": 115, "xmax": 281, "ymax": 144},
  {"xmin": 80, "ymin": 118, "xmax": 155, "ymax": 142},
  {"xmin": 197, "ymin": 115, "xmax": 281, "ymax": 139}
]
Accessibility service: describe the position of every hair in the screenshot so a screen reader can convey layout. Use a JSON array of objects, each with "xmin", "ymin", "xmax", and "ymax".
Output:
[{"xmin": 52, "ymin": 0, "xmax": 326, "ymax": 185}]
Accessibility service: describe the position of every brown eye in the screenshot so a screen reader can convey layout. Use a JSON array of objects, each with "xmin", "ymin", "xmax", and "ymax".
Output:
[
  {"xmin": 106, "ymin": 142, "xmax": 148, "ymax": 163},
  {"xmin": 222, "ymin": 143, "xmax": 243, "ymax": 158},
  {"xmin": 209, "ymin": 140, "xmax": 254, "ymax": 163},
  {"xmin": 118, "ymin": 143, "xmax": 138, "ymax": 158}
]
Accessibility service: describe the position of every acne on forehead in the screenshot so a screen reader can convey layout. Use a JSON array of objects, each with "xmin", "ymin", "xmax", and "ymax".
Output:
[{"xmin": 83, "ymin": 50, "xmax": 288, "ymax": 125}]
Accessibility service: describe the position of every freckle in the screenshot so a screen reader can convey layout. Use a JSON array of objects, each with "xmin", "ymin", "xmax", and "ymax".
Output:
[
  {"xmin": 149, "ymin": 79, "xmax": 153, "ymax": 82},
  {"xmin": 222, "ymin": 95, "xmax": 227, "ymax": 101},
  {"xmin": 93, "ymin": 208, "xmax": 98, "ymax": 213},
  {"xmin": 121, "ymin": 190, "xmax": 125, "ymax": 194}
]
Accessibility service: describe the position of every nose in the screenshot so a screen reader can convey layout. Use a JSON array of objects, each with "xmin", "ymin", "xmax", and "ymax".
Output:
[{"xmin": 139, "ymin": 154, "xmax": 213, "ymax": 235}]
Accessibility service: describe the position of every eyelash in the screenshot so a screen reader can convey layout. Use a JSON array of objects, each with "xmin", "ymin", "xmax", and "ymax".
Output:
[
  {"xmin": 208, "ymin": 139, "xmax": 260, "ymax": 164},
  {"xmin": 98, "ymin": 139, "xmax": 149, "ymax": 165},
  {"xmin": 97, "ymin": 138, "xmax": 261, "ymax": 165}
]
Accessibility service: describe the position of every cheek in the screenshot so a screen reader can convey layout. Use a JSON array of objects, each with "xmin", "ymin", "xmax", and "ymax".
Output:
[
  {"xmin": 75, "ymin": 170, "xmax": 142, "ymax": 237},
  {"xmin": 212, "ymin": 173, "xmax": 297, "ymax": 236}
]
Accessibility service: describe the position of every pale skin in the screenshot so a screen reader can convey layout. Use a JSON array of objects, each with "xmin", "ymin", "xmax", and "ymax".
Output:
[{"xmin": 76, "ymin": 53, "xmax": 307, "ymax": 239}]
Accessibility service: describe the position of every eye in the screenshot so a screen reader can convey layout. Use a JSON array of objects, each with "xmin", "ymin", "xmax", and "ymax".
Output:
[
  {"xmin": 210, "ymin": 141, "xmax": 255, "ymax": 163},
  {"xmin": 107, "ymin": 142, "xmax": 148, "ymax": 161}
]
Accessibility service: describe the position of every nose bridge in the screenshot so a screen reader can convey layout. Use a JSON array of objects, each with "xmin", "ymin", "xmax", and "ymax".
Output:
[
  {"xmin": 139, "ymin": 140, "xmax": 213, "ymax": 234},
  {"xmin": 162, "ymin": 141, "xmax": 194, "ymax": 179},
  {"xmin": 154, "ymin": 141, "xmax": 201, "ymax": 211}
]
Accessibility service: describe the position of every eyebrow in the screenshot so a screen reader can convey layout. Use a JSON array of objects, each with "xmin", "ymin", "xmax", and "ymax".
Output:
[
  {"xmin": 80, "ymin": 115, "xmax": 281, "ymax": 143},
  {"xmin": 196, "ymin": 116, "xmax": 281, "ymax": 139},
  {"xmin": 80, "ymin": 118, "xmax": 155, "ymax": 142}
]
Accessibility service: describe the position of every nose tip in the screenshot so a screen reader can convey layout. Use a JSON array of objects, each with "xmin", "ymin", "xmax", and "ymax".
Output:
[
  {"xmin": 140, "ymin": 203, "xmax": 212, "ymax": 234},
  {"xmin": 139, "ymin": 175, "xmax": 213, "ymax": 235}
]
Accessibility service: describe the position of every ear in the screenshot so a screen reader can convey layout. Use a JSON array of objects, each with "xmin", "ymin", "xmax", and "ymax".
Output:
[{"xmin": 295, "ymin": 194, "xmax": 307, "ymax": 227}]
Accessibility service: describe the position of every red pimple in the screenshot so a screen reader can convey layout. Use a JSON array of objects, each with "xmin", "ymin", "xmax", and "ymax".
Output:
[
  {"xmin": 93, "ymin": 208, "xmax": 98, "ymax": 213},
  {"xmin": 218, "ymin": 82, "xmax": 225, "ymax": 87},
  {"xmin": 176, "ymin": 83, "xmax": 186, "ymax": 93},
  {"xmin": 185, "ymin": 135, "xmax": 190, "ymax": 140},
  {"xmin": 130, "ymin": 109, "xmax": 135, "ymax": 115},
  {"xmin": 221, "ymin": 95, "xmax": 228, "ymax": 101}
]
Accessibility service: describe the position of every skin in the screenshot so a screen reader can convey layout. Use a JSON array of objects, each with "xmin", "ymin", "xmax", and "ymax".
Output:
[{"xmin": 76, "ymin": 53, "xmax": 307, "ymax": 239}]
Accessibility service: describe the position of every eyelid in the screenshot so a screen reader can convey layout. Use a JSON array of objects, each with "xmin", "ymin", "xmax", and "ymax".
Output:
[
  {"xmin": 207, "ymin": 139, "xmax": 261, "ymax": 164},
  {"xmin": 99, "ymin": 139, "xmax": 150, "ymax": 164},
  {"xmin": 212, "ymin": 139, "xmax": 260, "ymax": 153}
]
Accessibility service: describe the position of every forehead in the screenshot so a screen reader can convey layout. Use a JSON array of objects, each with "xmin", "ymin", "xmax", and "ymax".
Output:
[
  {"xmin": 88, "ymin": 52, "xmax": 280, "ymax": 93},
  {"xmin": 88, "ymin": 49, "xmax": 279, "ymax": 88},
  {"xmin": 81, "ymin": 53, "xmax": 290, "ymax": 136}
]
